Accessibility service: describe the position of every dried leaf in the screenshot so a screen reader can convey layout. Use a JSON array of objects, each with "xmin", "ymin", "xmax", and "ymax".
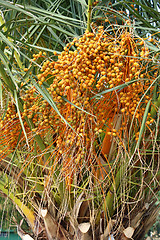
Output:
[
  {"xmin": 72, "ymin": 192, "xmax": 84, "ymax": 221},
  {"xmin": 130, "ymin": 212, "xmax": 143, "ymax": 228},
  {"xmin": 78, "ymin": 222, "xmax": 90, "ymax": 233},
  {"xmin": 123, "ymin": 227, "xmax": 134, "ymax": 238},
  {"xmin": 22, "ymin": 234, "xmax": 34, "ymax": 240},
  {"xmin": 16, "ymin": 223, "xmax": 34, "ymax": 240},
  {"xmin": 41, "ymin": 209, "xmax": 47, "ymax": 218},
  {"xmin": 41, "ymin": 208, "xmax": 69, "ymax": 240}
]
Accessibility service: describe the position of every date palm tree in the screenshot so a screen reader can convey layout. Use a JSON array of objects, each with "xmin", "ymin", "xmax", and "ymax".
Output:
[{"xmin": 0, "ymin": 0, "xmax": 160, "ymax": 239}]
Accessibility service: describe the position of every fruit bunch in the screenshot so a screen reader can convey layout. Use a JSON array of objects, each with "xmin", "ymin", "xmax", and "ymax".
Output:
[{"xmin": 0, "ymin": 26, "xmax": 156, "ymax": 184}]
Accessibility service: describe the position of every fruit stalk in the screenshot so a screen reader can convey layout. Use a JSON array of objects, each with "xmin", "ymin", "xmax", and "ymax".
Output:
[{"xmin": 87, "ymin": 0, "xmax": 93, "ymax": 32}]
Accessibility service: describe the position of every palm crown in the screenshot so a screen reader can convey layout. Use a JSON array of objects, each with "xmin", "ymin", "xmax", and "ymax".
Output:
[{"xmin": 0, "ymin": 1, "xmax": 160, "ymax": 240}]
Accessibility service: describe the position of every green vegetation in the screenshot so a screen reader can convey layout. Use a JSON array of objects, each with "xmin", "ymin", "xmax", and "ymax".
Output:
[{"xmin": 0, "ymin": 195, "xmax": 29, "ymax": 232}]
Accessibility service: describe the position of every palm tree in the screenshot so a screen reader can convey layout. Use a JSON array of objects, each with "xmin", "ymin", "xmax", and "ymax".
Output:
[{"xmin": 0, "ymin": 0, "xmax": 159, "ymax": 239}]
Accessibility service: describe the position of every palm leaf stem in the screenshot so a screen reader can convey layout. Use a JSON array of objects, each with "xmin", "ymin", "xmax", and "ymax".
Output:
[
  {"xmin": 150, "ymin": 94, "xmax": 160, "ymax": 118},
  {"xmin": 87, "ymin": 0, "xmax": 93, "ymax": 32}
]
